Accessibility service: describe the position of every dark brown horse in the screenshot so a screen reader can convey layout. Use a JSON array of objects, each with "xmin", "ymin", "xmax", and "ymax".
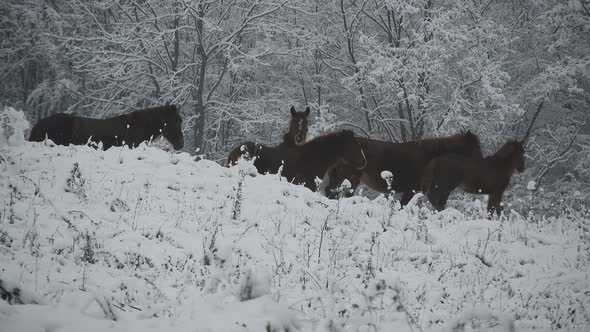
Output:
[
  {"xmin": 257, "ymin": 129, "xmax": 367, "ymax": 192},
  {"xmin": 421, "ymin": 140, "xmax": 525, "ymax": 216},
  {"xmin": 325, "ymin": 131, "xmax": 483, "ymax": 204},
  {"xmin": 227, "ymin": 106, "xmax": 310, "ymax": 166},
  {"xmin": 29, "ymin": 104, "xmax": 184, "ymax": 150}
]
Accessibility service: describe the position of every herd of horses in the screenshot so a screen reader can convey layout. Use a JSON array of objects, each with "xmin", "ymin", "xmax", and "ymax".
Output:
[{"xmin": 28, "ymin": 104, "xmax": 526, "ymax": 216}]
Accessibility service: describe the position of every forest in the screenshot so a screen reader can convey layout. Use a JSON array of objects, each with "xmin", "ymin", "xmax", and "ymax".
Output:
[{"xmin": 1, "ymin": 0, "xmax": 589, "ymax": 210}]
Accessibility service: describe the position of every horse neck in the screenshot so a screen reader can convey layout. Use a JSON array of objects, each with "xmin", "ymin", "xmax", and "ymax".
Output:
[
  {"xmin": 141, "ymin": 110, "xmax": 167, "ymax": 134},
  {"xmin": 302, "ymin": 135, "xmax": 349, "ymax": 166},
  {"xmin": 279, "ymin": 132, "xmax": 296, "ymax": 147},
  {"xmin": 485, "ymin": 153, "xmax": 517, "ymax": 174},
  {"xmin": 421, "ymin": 136, "xmax": 477, "ymax": 158}
]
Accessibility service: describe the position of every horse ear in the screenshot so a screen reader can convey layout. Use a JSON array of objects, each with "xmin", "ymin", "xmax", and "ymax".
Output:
[
  {"xmin": 503, "ymin": 142, "xmax": 517, "ymax": 156},
  {"xmin": 304, "ymin": 107, "xmax": 310, "ymax": 116},
  {"xmin": 290, "ymin": 106, "xmax": 296, "ymax": 116}
]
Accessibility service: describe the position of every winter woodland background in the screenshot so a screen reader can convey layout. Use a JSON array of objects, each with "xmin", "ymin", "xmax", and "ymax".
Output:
[
  {"xmin": 1, "ymin": 0, "xmax": 590, "ymax": 210},
  {"xmin": 1, "ymin": 1, "xmax": 590, "ymax": 331}
]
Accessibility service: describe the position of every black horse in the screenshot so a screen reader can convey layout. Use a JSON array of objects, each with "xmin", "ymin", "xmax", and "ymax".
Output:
[
  {"xmin": 421, "ymin": 140, "xmax": 525, "ymax": 216},
  {"xmin": 29, "ymin": 104, "xmax": 184, "ymax": 150},
  {"xmin": 254, "ymin": 130, "xmax": 367, "ymax": 192}
]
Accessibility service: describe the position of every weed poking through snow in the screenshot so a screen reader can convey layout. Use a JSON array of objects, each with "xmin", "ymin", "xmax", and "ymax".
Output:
[{"xmin": 64, "ymin": 162, "xmax": 86, "ymax": 201}]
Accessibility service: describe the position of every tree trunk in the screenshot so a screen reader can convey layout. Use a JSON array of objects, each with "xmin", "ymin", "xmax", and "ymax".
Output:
[{"xmin": 193, "ymin": 103, "xmax": 205, "ymax": 152}]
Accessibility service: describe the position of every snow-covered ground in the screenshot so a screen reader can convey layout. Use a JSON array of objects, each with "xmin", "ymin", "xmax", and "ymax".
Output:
[{"xmin": 1, "ymin": 109, "xmax": 589, "ymax": 331}]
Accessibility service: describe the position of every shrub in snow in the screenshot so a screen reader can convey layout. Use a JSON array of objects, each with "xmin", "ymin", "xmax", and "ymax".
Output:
[
  {"xmin": 109, "ymin": 198, "xmax": 129, "ymax": 212},
  {"xmin": 232, "ymin": 164, "xmax": 247, "ymax": 221},
  {"xmin": 314, "ymin": 176, "xmax": 323, "ymax": 193},
  {"xmin": 415, "ymin": 209, "xmax": 431, "ymax": 243},
  {"xmin": 308, "ymin": 104, "xmax": 337, "ymax": 137},
  {"xmin": 0, "ymin": 279, "xmax": 43, "ymax": 305},
  {"xmin": 7, "ymin": 185, "xmax": 17, "ymax": 225},
  {"xmin": 509, "ymin": 175, "xmax": 590, "ymax": 219},
  {"xmin": 0, "ymin": 107, "xmax": 29, "ymax": 147},
  {"xmin": 380, "ymin": 170, "xmax": 394, "ymax": 191},
  {"xmin": 442, "ymin": 306, "xmax": 515, "ymax": 332},
  {"xmin": 81, "ymin": 232, "xmax": 97, "ymax": 264},
  {"xmin": 328, "ymin": 179, "xmax": 354, "ymax": 199},
  {"xmin": 526, "ymin": 181, "xmax": 536, "ymax": 191},
  {"xmin": 64, "ymin": 162, "xmax": 87, "ymax": 201},
  {"xmin": 330, "ymin": 276, "xmax": 415, "ymax": 331},
  {"xmin": 238, "ymin": 266, "xmax": 271, "ymax": 301}
]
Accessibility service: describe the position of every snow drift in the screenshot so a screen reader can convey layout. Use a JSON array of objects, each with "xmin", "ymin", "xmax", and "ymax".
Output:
[{"xmin": 1, "ymin": 108, "xmax": 589, "ymax": 331}]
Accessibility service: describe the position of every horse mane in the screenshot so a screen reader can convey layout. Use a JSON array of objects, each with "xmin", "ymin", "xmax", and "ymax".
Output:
[
  {"xmin": 135, "ymin": 104, "xmax": 178, "ymax": 115},
  {"xmin": 304, "ymin": 129, "xmax": 354, "ymax": 147},
  {"xmin": 106, "ymin": 104, "xmax": 179, "ymax": 123},
  {"xmin": 493, "ymin": 140, "xmax": 521, "ymax": 159},
  {"xmin": 282, "ymin": 132, "xmax": 294, "ymax": 145},
  {"xmin": 419, "ymin": 131, "xmax": 482, "ymax": 156}
]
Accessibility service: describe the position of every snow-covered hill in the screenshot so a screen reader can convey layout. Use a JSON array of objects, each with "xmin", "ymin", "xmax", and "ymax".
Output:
[{"xmin": 1, "ymin": 109, "xmax": 589, "ymax": 331}]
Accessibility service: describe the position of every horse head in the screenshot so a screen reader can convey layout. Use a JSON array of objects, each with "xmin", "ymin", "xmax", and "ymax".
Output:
[
  {"xmin": 339, "ymin": 130, "xmax": 367, "ymax": 170},
  {"xmin": 462, "ymin": 130, "xmax": 483, "ymax": 158},
  {"xmin": 513, "ymin": 140, "xmax": 526, "ymax": 173},
  {"xmin": 496, "ymin": 139, "xmax": 525, "ymax": 173},
  {"xmin": 161, "ymin": 104, "xmax": 184, "ymax": 150},
  {"xmin": 288, "ymin": 106, "xmax": 310, "ymax": 146}
]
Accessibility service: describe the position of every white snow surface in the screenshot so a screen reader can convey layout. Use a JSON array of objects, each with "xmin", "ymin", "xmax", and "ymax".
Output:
[
  {"xmin": 0, "ymin": 107, "xmax": 29, "ymax": 147},
  {"xmin": 527, "ymin": 181, "xmax": 537, "ymax": 191},
  {"xmin": 339, "ymin": 179, "xmax": 351, "ymax": 189},
  {"xmin": 1, "ymin": 111, "xmax": 589, "ymax": 331},
  {"xmin": 380, "ymin": 170, "xmax": 393, "ymax": 180}
]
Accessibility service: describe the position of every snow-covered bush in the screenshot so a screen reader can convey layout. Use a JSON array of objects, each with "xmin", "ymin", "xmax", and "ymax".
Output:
[
  {"xmin": 0, "ymin": 107, "xmax": 29, "ymax": 147},
  {"xmin": 308, "ymin": 104, "xmax": 338, "ymax": 138}
]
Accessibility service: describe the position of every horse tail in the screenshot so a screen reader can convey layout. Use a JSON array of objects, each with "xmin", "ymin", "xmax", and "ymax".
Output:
[
  {"xmin": 28, "ymin": 123, "xmax": 41, "ymax": 141},
  {"xmin": 28, "ymin": 119, "xmax": 48, "ymax": 142}
]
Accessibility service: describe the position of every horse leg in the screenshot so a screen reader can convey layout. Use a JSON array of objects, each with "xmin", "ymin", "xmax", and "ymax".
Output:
[
  {"xmin": 343, "ymin": 172, "xmax": 361, "ymax": 198},
  {"xmin": 400, "ymin": 192, "xmax": 413, "ymax": 207},
  {"xmin": 487, "ymin": 192, "xmax": 503, "ymax": 217},
  {"xmin": 325, "ymin": 162, "xmax": 359, "ymax": 199},
  {"xmin": 426, "ymin": 192, "xmax": 438, "ymax": 210},
  {"xmin": 304, "ymin": 177, "xmax": 318, "ymax": 193},
  {"xmin": 324, "ymin": 167, "xmax": 339, "ymax": 198},
  {"xmin": 435, "ymin": 191, "xmax": 451, "ymax": 211}
]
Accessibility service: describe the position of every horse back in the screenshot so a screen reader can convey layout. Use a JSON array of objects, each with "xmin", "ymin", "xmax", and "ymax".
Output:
[
  {"xmin": 360, "ymin": 138, "xmax": 428, "ymax": 192},
  {"xmin": 76, "ymin": 116, "xmax": 135, "ymax": 148},
  {"xmin": 424, "ymin": 155, "xmax": 467, "ymax": 191},
  {"xmin": 29, "ymin": 113, "xmax": 77, "ymax": 145},
  {"xmin": 461, "ymin": 157, "xmax": 514, "ymax": 194}
]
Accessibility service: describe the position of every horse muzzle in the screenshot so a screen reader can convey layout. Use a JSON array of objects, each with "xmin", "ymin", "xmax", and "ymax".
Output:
[{"xmin": 173, "ymin": 137, "xmax": 184, "ymax": 150}]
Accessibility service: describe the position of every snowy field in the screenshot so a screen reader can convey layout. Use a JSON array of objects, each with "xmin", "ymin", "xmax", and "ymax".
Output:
[{"xmin": 1, "ymin": 110, "xmax": 589, "ymax": 331}]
